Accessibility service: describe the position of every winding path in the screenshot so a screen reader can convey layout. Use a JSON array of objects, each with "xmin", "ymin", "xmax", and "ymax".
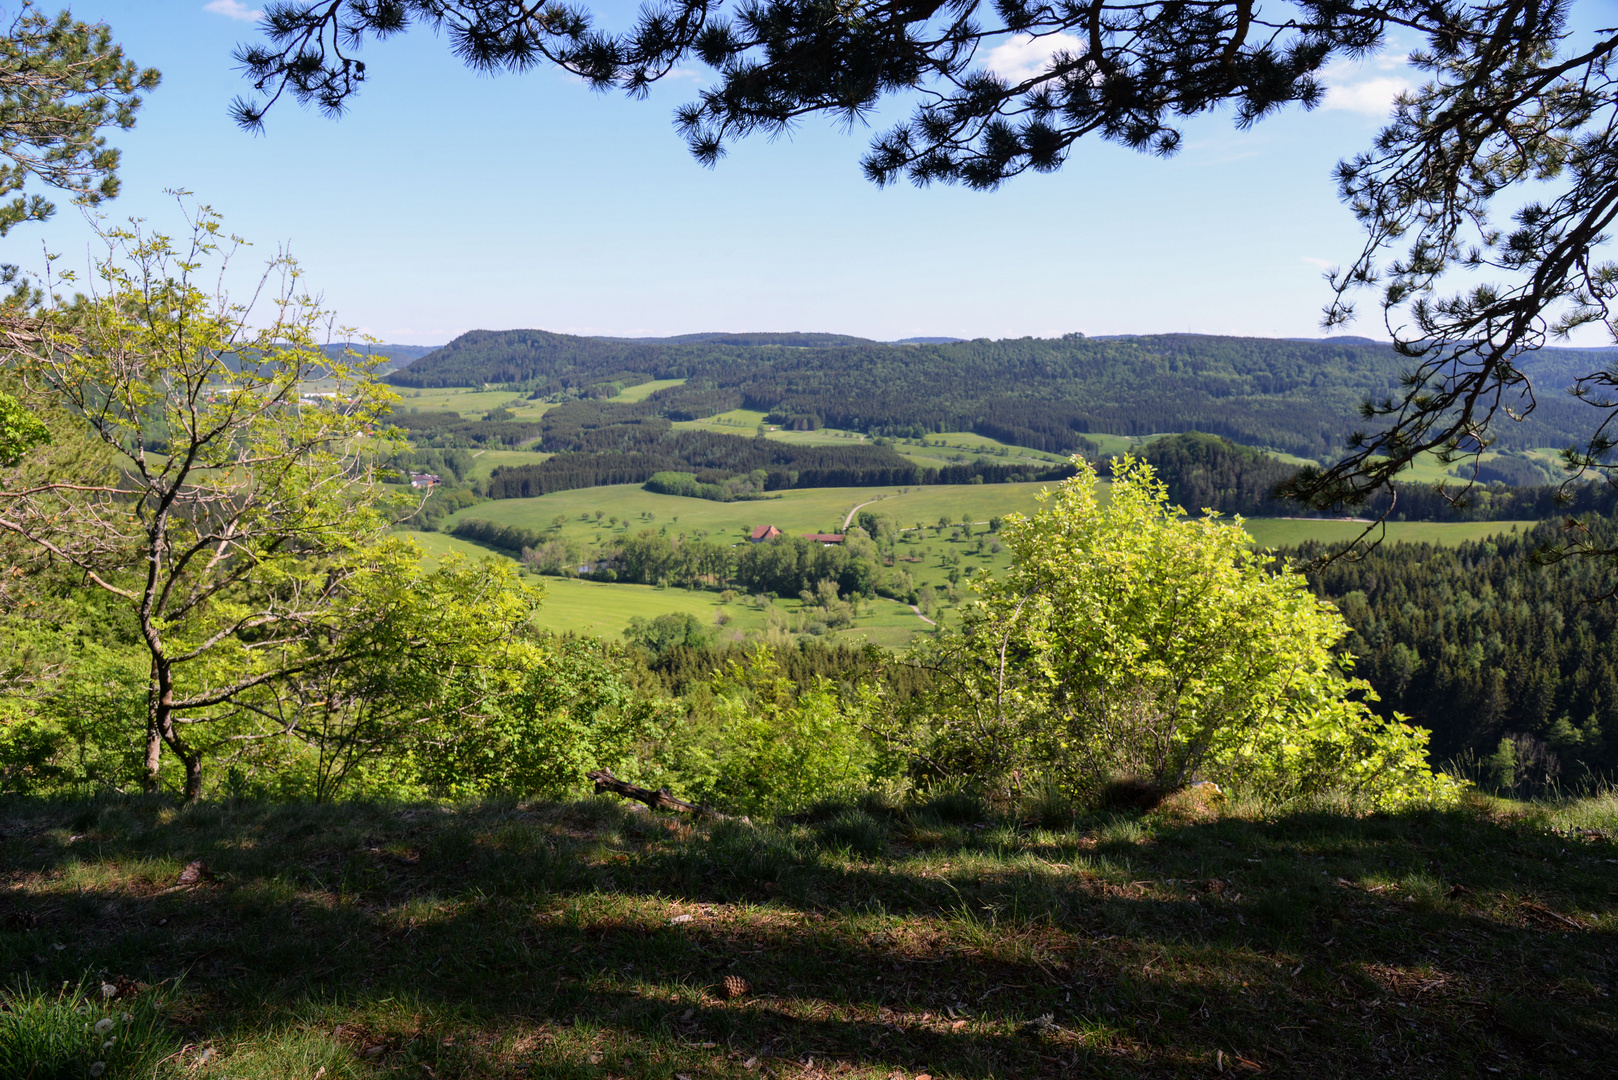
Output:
[{"xmin": 842, "ymin": 497, "xmax": 885, "ymax": 529}]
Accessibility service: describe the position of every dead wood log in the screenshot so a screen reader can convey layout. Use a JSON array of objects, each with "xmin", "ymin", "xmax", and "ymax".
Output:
[{"xmin": 586, "ymin": 769, "xmax": 737, "ymax": 820}]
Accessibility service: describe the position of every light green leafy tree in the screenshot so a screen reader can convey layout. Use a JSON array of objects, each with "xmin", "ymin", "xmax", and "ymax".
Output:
[
  {"xmin": 651, "ymin": 651, "xmax": 884, "ymax": 817},
  {"xmin": 0, "ymin": 388, "xmax": 46, "ymax": 464},
  {"xmin": 896, "ymin": 457, "xmax": 1463, "ymax": 810},
  {"xmin": 264, "ymin": 553, "xmax": 659, "ymax": 802},
  {"xmin": 0, "ymin": 204, "xmax": 400, "ymax": 800}
]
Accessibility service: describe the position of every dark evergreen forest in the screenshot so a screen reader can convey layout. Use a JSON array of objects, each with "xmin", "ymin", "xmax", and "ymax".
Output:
[
  {"xmin": 1291, "ymin": 523, "xmax": 1618, "ymax": 782},
  {"xmin": 1136, "ymin": 432, "xmax": 1618, "ymax": 522},
  {"xmin": 387, "ymin": 329, "xmax": 1618, "ymax": 459}
]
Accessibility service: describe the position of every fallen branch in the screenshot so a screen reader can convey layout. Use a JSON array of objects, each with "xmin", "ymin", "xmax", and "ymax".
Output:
[{"xmin": 586, "ymin": 770, "xmax": 737, "ymax": 820}]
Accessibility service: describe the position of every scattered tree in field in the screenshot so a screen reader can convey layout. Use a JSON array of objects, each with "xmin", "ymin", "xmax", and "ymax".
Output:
[{"xmin": 893, "ymin": 457, "xmax": 1461, "ymax": 809}]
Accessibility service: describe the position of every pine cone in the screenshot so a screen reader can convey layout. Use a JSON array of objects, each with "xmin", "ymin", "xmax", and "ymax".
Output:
[{"xmin": 720, "ymin": 975, "xmax": 751, "ymax": 1000}]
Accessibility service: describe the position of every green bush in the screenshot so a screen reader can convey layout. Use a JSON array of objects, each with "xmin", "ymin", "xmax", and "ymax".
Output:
[
  {"xmin": 648, "ymin": 650, "xmax": 888, "ymax": 817},
  {"xmin": 889, "ymin": 457, "xmax": 1465, "ymax": 811}
]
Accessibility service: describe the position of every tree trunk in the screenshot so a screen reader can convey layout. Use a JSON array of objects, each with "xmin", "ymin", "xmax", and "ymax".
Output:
[
  {"xmin": 181, "ymin": 752, "xmax": 203, "ymax": 802},
  {"xmin": 143, "ymin": 727, "xmax": 163, "ymax": 792},
  {"xmin": 144, "ymin": 657, "xmax": 165, "ymax": 792},
  {"xmin": 150, "ymin": 656, "xmax": 204, "ymax": 802}
]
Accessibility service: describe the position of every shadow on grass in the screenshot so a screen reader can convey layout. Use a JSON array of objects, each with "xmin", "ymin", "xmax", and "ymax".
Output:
[{"xmin": 1, "ymin": 794, "xmax": 1614, "ymax": 1078}]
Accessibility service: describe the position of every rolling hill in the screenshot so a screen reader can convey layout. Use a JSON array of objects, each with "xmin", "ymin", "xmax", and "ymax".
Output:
[{"xmin": 389, "ymin": 330, "xmax": 1618, "ymax": 460}]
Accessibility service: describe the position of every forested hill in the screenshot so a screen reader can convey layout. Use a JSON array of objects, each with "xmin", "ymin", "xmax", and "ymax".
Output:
[
  {"xmin": 321, "ymin": 342, "xmax": 441, "ymax": 374},
  {"xmin": 388, "ymin": 330, "xmax": 1612, "ymax": 459}
]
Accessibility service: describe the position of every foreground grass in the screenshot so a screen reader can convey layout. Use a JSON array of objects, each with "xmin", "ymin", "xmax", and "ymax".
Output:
[{"xmin": 9, "ymin": 792, "xmax": 1609, "ymax": 1078}]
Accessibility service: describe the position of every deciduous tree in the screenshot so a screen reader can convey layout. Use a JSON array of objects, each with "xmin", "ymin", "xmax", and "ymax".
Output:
[
  {"xmin": 895, "ymin": 455, "xmax": 1461, "ymax": 808},
  {"xmin": 0, "ymin": 203, "xmax": 397, "ymax": 799}
]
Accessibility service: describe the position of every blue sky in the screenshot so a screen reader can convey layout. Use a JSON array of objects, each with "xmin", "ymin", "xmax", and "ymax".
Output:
[{"xmin": 12, "ymin": 2, "xmax": 1496, "ymax": 346}]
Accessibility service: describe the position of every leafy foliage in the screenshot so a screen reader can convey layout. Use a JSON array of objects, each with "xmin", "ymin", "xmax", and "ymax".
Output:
[
  {"xmin": 0, "ymin": 205, "xmax": 400, "ymax": 799},
  {"xmin": 647, "ymin": 652, "xmax": 885, "ymax": 817},
  {"xmin": 893, "ymin": 457, "xmax": 1461, "ymax": 809},
  {"xmin": 0, "ymin": 388, "xmax": 46, "ymax": 465}
]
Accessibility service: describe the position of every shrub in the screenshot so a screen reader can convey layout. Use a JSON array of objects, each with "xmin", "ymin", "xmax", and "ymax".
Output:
[
  {"xmin": 648, "ymin": 651, "xmax": 886, "ymax": 817},
  {"xmin": 890, "ymin": 457, "xmax": 1464, "ymax": 811}
]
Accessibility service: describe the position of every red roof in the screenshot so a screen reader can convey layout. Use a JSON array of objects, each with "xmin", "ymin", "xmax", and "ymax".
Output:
[
  {"xmin": 749, "ymin": 524, "xmax": 782, "ymax": 541},
  {"xmin": 803, "ymin": 533, "xmax": 845, "ymax": 544}
]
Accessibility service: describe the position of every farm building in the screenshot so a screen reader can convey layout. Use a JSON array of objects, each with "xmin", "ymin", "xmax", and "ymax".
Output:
[
  {"xmin": 803, "ymin": 533, "xmax": 845, "ymax": 545},
  {"xmin": 748, "ymin": 525, "xmax": 782, "ymax": 543}
]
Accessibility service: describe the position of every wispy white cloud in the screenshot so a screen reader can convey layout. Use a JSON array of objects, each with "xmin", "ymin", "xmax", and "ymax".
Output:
[
  {"xmin": 1319, "ymin": 52, "xmax": 1414, "ymax": 118},
  {"xmin": 203, "ymin": 1, "xmax": 263, "ymax": 23},
  {"xmin": 981, "ymin": 33, "xmax": 1084, "ymax": 83},
  {"xmin": 1300, "ymin": 256, "xmax": 1334, "ymax": 270}
]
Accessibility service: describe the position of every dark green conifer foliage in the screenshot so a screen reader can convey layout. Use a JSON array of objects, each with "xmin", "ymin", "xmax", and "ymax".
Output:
[{"xmin": 0, "ymin": 2, "xmax": 157, "ymax": 237}]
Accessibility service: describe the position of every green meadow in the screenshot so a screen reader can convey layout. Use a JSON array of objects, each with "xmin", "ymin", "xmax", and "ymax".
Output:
[
  {"xmin": 410, "ymin": 476, "xmax": 1535, "ymax": 648},
  {"xmin": 610, "ymin": 377, "xmax": 688, "ymax": 402},
  {"xmin": 1244, "ymin": 517, "xmax": 1535, "ymax": 549}
]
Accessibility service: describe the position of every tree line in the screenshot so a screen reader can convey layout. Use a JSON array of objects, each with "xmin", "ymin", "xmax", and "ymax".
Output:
[
  {"xmin": 1137, "ymin": 432, "xmax": 1618, "ymax": 522},
  {"xmin": 388, "ymin": 410, "xmax": 544, "ymax": 449},
  {"xmin": 487, "ymin": 428, "xmax": 1074, "ymax": 499}
]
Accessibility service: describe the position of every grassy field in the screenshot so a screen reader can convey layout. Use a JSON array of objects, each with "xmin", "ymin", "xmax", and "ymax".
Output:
[
  {"xmin": 415, "ymin": 481, "xmax": 1537, "ymax": 648},
  {"xmin": 400, "ymin": 532, "xmax": 935, "ymax": 645},
  {"xmin": 3, "ymin": 790, "xmax": 1613, "ymax": 1078},
  {"xmin": 463, "ymin": 449, "xmax": 550, "ymax": 482},
  {"xmin": 442, "ymin": 483, "xmax": 1061, "ymax": 546},
  {"xmin": 612, "ymin": 379, "xmax": 688, "ymax": 403},
  {"xmin": 671, "ymin": 407, "xmax": 773, "ymax": 435},
  {"xmin": 390, "ymin": 388, "xmax": 540, "ymax": 418},
  {"xmin": 1244, "ymin": 518, "xmax": 1536, "ymax": 549}
]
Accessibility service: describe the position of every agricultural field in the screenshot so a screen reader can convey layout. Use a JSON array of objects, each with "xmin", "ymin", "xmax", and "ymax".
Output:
[
  {"xmin": 670, "ymin": 407, "xmax": 772, "ymax": 435},
  {"xmin": 461, "ymin": 448, "xmax": 550, "ymax": 482},
  {"xmin": 421, "ymin": 481, "xmax": 1064, "ymax": 647},
  {"xmin": 1244, "ymin": 518, "xmax": 1536, "ymax": 549},
  {"xmin": 441, "ymin": 482, "xmax": 1060, "ymax": 546},
  {"xmin": 388, "ymin": 387, "xmax": 544, "ymax": 418},
  {"xmin": 411, "ymin": 477, "xmax": 1536, "ymax": 648},
  {"xmin": 610, "ymin": 377, "xmax": 687, "ymax": 402},
  {"xmin": 401, "ymin": 530, "xmax": 938, "ymax": 647}
]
